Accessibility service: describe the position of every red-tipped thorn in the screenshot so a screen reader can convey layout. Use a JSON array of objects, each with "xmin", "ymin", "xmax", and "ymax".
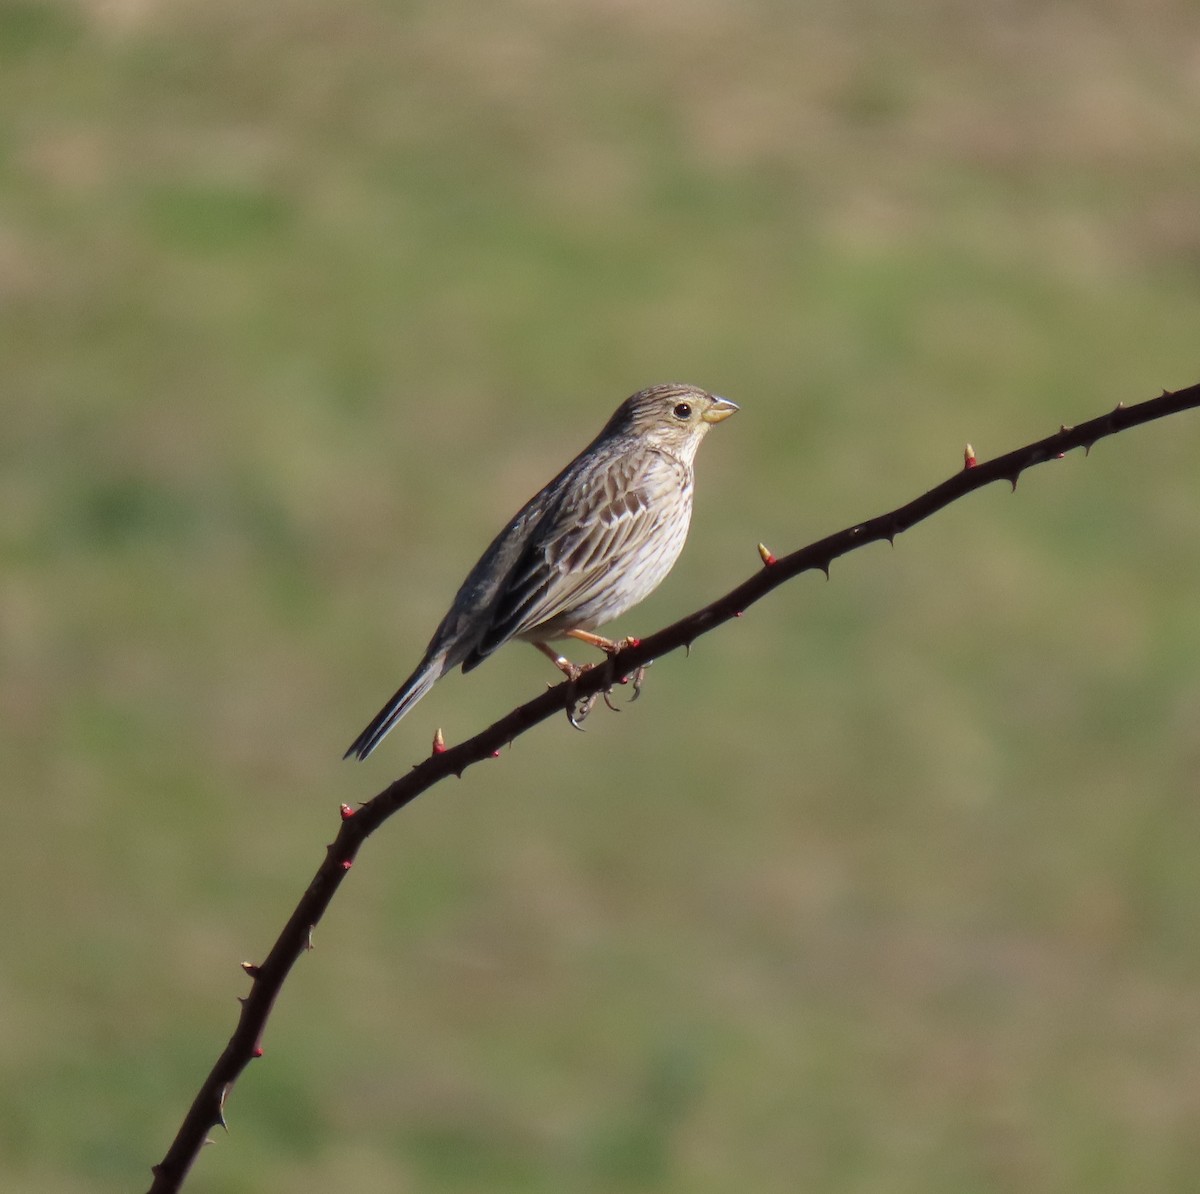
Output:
[
  {"xmin": 625, "ymin": 636, "xmax": 641, "ymax": 649},
  {"xmin": 490, "ymin": 749, "xmax": 501, "ymax": 759},
  {"xmin": 963, "ymin": 443, "xmax": 977, "ymax": 469},
  {"xmin": 735, "ymin": 610, "xmax": 744, "ymax": 618},
  {"xmin": 340, "ymin": 860, "xmax": 353, "ymax": 871},
  {"xmin": 757, "ymin": 542, "xmax": 777, "ymax": 566},
  {"xmin": 253, "ymin": 1046, "xmax": 264, "ymax": 1058},
  {"xmin": 432, "ymin": 727, "xmax": 447, "ymax": 755},
  {"xmin": 339, "ymin": 803, "xmax": 355, "ymax": 821},
  {"xmin": 241, "ymin": 962, "xmax": 260, "ymax": 978}
]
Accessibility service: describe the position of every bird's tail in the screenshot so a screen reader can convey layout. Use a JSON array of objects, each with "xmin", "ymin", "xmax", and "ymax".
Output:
[{"xmin": 343, "ymin": 653, "xmax": 445, "ymax": 761}]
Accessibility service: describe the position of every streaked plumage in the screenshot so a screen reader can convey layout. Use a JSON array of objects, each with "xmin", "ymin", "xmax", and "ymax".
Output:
[{"xmin": 345, "ymin": 383, "xmax": 737, "ymax": 759}]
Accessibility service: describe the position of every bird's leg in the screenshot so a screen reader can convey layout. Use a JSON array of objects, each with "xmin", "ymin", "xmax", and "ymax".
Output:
[
  {"xmin": 532, "ymin": 640, "xmax": 585, "ymax": 681},
  {"xmin": 564, "ymin": 628, "xmax": 625, "ymax": 655}
]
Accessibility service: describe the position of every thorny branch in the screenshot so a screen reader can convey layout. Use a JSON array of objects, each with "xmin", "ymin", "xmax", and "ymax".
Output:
[{"xmin": 148, "ymin": 381, "xmax": 1200, "ymax": 1192}]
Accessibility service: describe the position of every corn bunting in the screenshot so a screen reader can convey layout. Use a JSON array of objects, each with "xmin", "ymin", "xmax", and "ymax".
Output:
[{"xmin": 345, "ymin": 383, "xmax": 737, "ymax": 759}]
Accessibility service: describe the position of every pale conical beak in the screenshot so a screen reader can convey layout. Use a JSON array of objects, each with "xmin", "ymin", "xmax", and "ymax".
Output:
[{"xmin": 702, "ymin": 396, "xmax": 739, "ymax": 424}]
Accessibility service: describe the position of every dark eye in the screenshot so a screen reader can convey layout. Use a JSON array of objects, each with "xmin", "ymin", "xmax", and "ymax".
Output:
[{"xmin": 672, "ymin": 402, "xmax": 692, "ymax": 420}]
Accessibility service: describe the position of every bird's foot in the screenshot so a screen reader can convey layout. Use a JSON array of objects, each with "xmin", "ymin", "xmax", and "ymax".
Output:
[
  {"xmin": 553, "ymin": 659, "xmax": 587, "ymax": 683},
  {"xmin": 536, "ymin": 637, "xmax": 649, "ymax": 728},
  {"xmin": 540, "ymin": 653, "xmax": 597, "ymax": 729},
  {"xmin": 568, "ymin": 657, "xmax": 654, "ymax": 726}
]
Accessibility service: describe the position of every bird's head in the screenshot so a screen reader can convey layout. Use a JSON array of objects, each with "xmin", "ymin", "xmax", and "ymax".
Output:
[{"xmin": 606, "ymin": 383, "xmax": 738, "ymax": 460}]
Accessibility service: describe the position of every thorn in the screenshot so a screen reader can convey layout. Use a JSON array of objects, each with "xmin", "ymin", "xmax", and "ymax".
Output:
[
  {"xmin": 1113, "ymin": 401, "xmax": 1125, "ymax": 412},
  {"xmin": 1161, "ymin": 387, "xmax": 1174, "ymax": 399},
  {"xmin": 453, "ymin": 768, "xmax": 465, "ymax": 779},
  {"xmin": 490, "ymin": 748, "xmax": 501, "ymax": 758},
  {"xmin": 253, "ymin": 1045, "xmax": 264, "ymax": 1058},
  {"xmin": 305, "ymin": 927, "xmax": 315, "ymax": 951},
  {"xmin": 1059, "ymin": 424, "xmax": 1073, "ymax": 434},
  {"xmin": 963, "ymin": 443, "xmax": 977, "ymax": 469},
  {"xmin": 684, "ymin": 641, "xmax": 692, "ymax": 657},
  {"xmin": 819, "ymin": 563, "xmax": 830, "ymax": 579},
  {"xmin": 625, "ymin": 636, "xmax": 641, "ymax": 649},
  {"xmin": 757, "ymin": 542, "xmax": 777, "ymax": 566},
  {"xmin": 339, "ymin": 803, "xmax": 355, "ymax": 821},
  {"xmin": 432, "ymin": 727, "xmax": 446, "ymax": 755},
  {"xmin": 340, "ymin": 860, "xmax": 353, "ymax": 871},
  {"xmin": 1008, "ymin": 474, "xmax": 1020, "ymax": 493},
  {"xmin": 1082, "ymin": 440, "xmax": 1095, "ymax": 457},
  {"xmin": 241, "ymin": 962, "xmax": 260, "ymax": 978},
  {"xmin": 735, "ymin": 610, "xmax": 743, "ymax": 617}
]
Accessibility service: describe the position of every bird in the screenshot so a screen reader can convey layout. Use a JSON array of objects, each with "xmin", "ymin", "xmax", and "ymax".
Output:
[{"xmin": 344, "ymin": 383, "xmax": 738, "ymax": 760}]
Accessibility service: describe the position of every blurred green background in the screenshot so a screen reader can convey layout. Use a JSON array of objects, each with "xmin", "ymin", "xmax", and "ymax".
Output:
[{"xmin": 4, "ymin": 2, "xmax": 1200, "ymax": 1191}]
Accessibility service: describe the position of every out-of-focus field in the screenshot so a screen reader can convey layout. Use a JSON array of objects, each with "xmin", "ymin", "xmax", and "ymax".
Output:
[{"xmin": 3, "ymin": 2, "xmax": 1200, "ymax": 1191}]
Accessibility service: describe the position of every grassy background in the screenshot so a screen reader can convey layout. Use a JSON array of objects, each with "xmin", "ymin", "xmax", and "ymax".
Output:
[{"xmin": 4, "ymin": 2, "xmax": 1200, "ymax": 1191}]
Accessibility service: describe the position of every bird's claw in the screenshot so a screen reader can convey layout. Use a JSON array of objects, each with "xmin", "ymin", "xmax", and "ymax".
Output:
[
  {"xmin": 567, "ymin": 691, "xmax": 599, "ymax": 729},
  {"xmin": 629, "ymin": 660, "xmax": 652, "ymax": 701}
]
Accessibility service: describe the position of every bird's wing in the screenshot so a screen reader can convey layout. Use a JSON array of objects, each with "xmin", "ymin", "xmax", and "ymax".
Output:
[{"xmin": 466, "ymin": 453, "xmax": 670, "ymax": 663}]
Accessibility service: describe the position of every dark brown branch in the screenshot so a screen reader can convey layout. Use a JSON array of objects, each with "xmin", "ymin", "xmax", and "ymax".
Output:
[{"xmin": 147, "ymin": 381, "xmax": 1200, "ymax": 1192}]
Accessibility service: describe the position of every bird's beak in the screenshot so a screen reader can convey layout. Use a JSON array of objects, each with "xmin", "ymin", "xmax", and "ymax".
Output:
[{"xmin": 702, "ymin": 396, "xmax": 739, "ymax": 424}]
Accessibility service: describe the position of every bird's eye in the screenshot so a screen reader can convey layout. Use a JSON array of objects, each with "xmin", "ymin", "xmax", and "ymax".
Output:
[{"xmin": 672, "ymin": 402, "xmax": 692, "ymax": 420}]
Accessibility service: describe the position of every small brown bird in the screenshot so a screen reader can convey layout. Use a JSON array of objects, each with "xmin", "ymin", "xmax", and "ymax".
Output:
[{"xmin": 345, "ymin": 383, "xmax": 738, "ymax": 759}]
